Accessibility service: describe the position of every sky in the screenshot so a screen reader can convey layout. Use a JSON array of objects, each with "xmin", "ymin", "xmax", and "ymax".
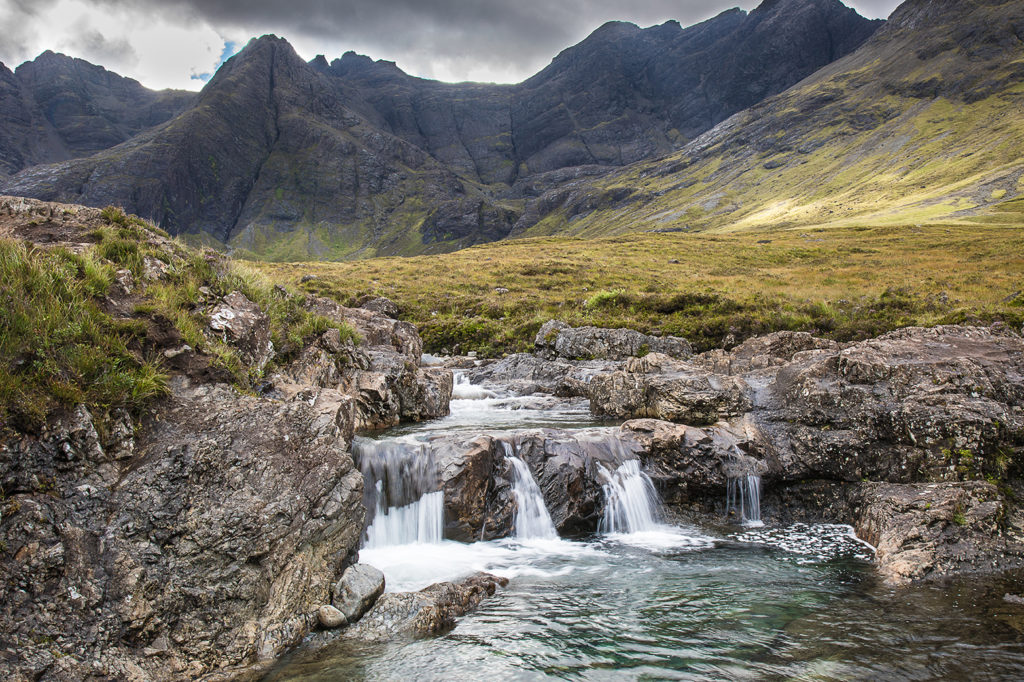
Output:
[{"xmin": 0, "ymin": 0, "xmax": 902, "ymax": 91}]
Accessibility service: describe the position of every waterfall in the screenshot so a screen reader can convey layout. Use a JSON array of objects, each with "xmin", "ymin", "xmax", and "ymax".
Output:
[
  {"xmin": 451, "ymin": 371, "xmax": 496, "ymax": 400},
  {"xmin": 355, "ymin": 438, "xmax": 445, "ymax": 547},
  {"xmin": 598, "ymin": 460, "xmax": 661, "ymax": 534},
  {"xmin": 726, "ymin": 475, "xmax": 763, "ymax": 526},
  {"xmin": 508, "ymin": 455, "xmax": 558, "ymax": 540}
]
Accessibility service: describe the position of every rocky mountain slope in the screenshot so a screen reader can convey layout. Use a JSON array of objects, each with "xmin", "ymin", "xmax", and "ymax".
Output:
[
  {"xmin": 0, "ymin": 0, "xmax": 880, "ymax": 258},
  {"xmin": 0, "ymin": 53, "xmax": 194, "ymax": 178},
  {"xmin": 519, "ymin": 0, "xmax": 1024, "ymax": 237}
]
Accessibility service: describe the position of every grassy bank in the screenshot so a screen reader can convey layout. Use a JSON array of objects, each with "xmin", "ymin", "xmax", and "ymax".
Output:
[
  {"xmin": 0, "ymin": 205, "xmax": 354, "ymax": 433},
  {"xmin": 254, "ymin": 223, "xmax": 1024, "ymax": 357}
]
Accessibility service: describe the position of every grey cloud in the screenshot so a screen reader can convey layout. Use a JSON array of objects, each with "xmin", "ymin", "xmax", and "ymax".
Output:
[{"xmin": 92, "ymin": 0, "xmax": 760, "ymax": 80}]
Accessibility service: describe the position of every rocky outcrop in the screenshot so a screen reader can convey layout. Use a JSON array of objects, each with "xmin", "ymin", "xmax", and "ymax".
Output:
[
  {"xmin": 207, "ymin": 290, "xmax": 275, "ymax": 371},
  {"xmin": 535, "ymin": 320, "xmax": 693, "ymax": 361},
  {"xmin": 0, "ymin": 378, "xmax": 365, "ymax": 679},
  {"xmin": 273, "ymin": 295, "xmax": 452, "ymax": 430},
  {"xmin": 343, "ymin": 573, "xmax": 509, "ymax": 643},
  {"xmin": 463, "ymin": 352, "xmax": 615, "ymax": 397}
]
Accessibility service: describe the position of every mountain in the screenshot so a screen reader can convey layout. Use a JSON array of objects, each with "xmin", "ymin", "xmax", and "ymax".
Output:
[
  {"xmin": 0, "ymin": 52, "xmax": 194, "ymax": 178},
  {"xmin": 0, "ymin": 0, "xmax": 881, "ymax": 258},
  {"xmin": 513, "ymin": 0, "xmax": 1024, "ymax": 238}
]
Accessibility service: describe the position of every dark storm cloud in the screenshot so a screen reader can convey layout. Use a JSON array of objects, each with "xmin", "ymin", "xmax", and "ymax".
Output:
[{"xmin": 91, "ymin": 0, "xmax": 760, "ymax": 79}]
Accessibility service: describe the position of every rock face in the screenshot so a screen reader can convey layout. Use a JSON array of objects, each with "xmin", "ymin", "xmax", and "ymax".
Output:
[
  {"xmin": 272, "ymin": 295, "xmax": 452, "ymax": 430},
  {"xmin": 589, "ymin": 353, "xmax": 750, "ymax": 424},
  {"xmin": 0, "ymin": 0, "xmax": 881, "ymax": 256},
  {"xmin": 343, "ymin": 573, "xmax": 509, "ymax": 643},
  {"xmin": 207, "ymin": 290, "xmax": 275, "ymax": 371},
  {"xmin": 0, "ymin": 379, "xmax": 365, "ymax": 679}
]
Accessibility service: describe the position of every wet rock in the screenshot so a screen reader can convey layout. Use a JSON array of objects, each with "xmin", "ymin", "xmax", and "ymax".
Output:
[
  {"xmin": 0, "ymin": 378, "xmax": 365, "ymax": 678},
  {"xmin": 465, "ymin": 352, "xmax": 614, "ymax": 397},
  {"xmin": 207, "ymin": 290, "xmax": 275, "ymax": 371},
  {"xmin": 317, "ymin": 605, "xmax": 348, "ymax": 629},
  {"xmin": 332, "ymin": 564, "xmax": 386, "ymax": 623},
  {"xmin": 435, "ymin": 437, "xmax": 516, "ymax": 541},
  {"xmin": 535, "ymin": 320, "xmax": 692, "ymax": 361},
  {"xmin": 623, "ymin": 419, "xmax": 765, "ymax": 508},
  {"xmin": 343, "ymin": 573, "xmax": 508, "ymax": 643}
]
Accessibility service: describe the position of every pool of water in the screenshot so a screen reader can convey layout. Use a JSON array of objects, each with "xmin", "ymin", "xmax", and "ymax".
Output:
[{"xmin": 266, "ymin": 524, "xmax": 1024, "ymax": 680}]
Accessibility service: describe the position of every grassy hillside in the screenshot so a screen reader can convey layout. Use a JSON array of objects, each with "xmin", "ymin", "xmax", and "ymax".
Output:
[
  {"xmin": 517, "ymin": 0, "xmax": 1024, "ymax": 238},
  {"xmin": 254, "ymin": 223, "xmax": 1024, "ymax": 356},
  {"xmin": 0, "ymin": 200, "xmax": 354, "ymax": 434}
]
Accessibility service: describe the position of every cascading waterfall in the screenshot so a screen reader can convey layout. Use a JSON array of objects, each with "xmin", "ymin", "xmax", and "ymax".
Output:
[
  {"xmin": 506, "ymin": 450, "xmax": 558, "ymax": 540},
  {"xmin": 354, "ymin": 438, "xmax": 445, "ymax": 547},
  {"xmin": 598, "ymin": 459, "xmax": 661, "ymax": 534},
  {"xmin": 726, "ymin": 475, "xmax": 763, "ymax": 526}
]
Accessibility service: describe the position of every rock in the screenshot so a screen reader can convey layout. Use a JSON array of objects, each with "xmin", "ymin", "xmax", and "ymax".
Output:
[
  {"xmin": 0, "ymin": 378, "xmax": 365, "ymax": 677},
  {"xmin": 589, "ymin": 363, "xmax": 750, "ymax": 425},
  {"xmin": 300, "ymin": 274, "xmax": 318, "ymax": 283},
  {"xmin": 358, "ymin": 295, "xmax": 400, "ymax": 319},
  {"xmin": 344, "ymin": 573, "xmax": 508, "ymax": 643},
  {"xmin": 317, "ymin": 605, "xmax": 348, "ymax": 629},
  {"xmin": 435, "ymin": 437, "xmax": 516, "ymax": 541},
  {"xmin": 207, "ymin": 290, "xmax": 275, "ymax": 371},
  {"xmin": 853, "ymin": 481, "xmax": 1024, "ymax": 585},
  {"xmin": 535, "ymin": 320, "xmax": 692, "ymax": 361},
  {"xmin": 332, "ymin": 564, "xmax": 385, "ymax": 623},
  {"xmin": 466, "ymin": 352, "xmax": 615, "ymax": 397}
]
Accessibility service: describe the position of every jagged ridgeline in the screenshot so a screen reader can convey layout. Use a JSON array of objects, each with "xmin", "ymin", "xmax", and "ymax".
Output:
[{"xmin": 0, "ymin": 0, "xmax": 882, "ymax": 259}]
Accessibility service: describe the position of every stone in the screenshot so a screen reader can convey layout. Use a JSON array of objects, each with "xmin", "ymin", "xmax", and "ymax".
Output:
[
  {"xmin": 332, "ymin": 564, "xmax": 385, "ymax": 623},
  {"xmin": 534, "ymin": 320, "xmax": 692, "ymax": 361},
  {"xmin": 357, "ymin": 295, "xmax": 400, "ymax": 319},
  {"xmin": 207, "ymin": 291, "xmax": 275, "ymax": 371},
  {"xmin": 344, "ymin": 573, "xmax": 509, "ymax": 643},
  {"xmin": 317, "ymin": 605, "xmax": 348, "ymax": 629}
]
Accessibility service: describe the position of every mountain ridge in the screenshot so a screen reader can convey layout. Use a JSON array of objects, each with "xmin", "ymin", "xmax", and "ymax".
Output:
[{"xmin": 2, "ymin": 0, "xmax": 885, "ymax": 258}]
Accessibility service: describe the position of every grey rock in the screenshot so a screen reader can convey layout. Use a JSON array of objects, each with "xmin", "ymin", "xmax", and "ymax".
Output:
[
  {"xmin": 207, "ymin": 290, "xmax": 275, "ymax": 371},
  {"xmin": 343, "ymin": 573, "xmax": 508, "ymax": 643},
  {"xmin": 535, "ymin": 320, "xmax": 692, "ymax": 361},
  {"xmin": 332, "ymin": 564, "xmax": 385, "ymax": 623},
  {"xmin": 317, "ymin": 605, "xmax": 348, "ymax": 629}
]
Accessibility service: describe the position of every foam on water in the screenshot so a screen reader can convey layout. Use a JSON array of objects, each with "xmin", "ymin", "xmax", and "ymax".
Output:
[{"xmin": 729, "ymin": 523, "xmax": 876, "ymax": 564}]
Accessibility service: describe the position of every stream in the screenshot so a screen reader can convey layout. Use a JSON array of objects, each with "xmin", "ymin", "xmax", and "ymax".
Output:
[{"xmin": 266, "ymin": 372, "xmax": 1024, "ymax": 680}]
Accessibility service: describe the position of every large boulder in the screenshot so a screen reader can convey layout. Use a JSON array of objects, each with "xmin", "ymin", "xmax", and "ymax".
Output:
[
  {"xmin": 535, "ymin": 320, "xmax": 692, "ymax": 361},
  {"xmin": 435, "ymin": 437, "xmax": 516, "ymax": 542}
]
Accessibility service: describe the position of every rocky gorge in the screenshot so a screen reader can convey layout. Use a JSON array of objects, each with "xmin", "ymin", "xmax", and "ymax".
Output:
[{"xmin": 2, "ymin": 198, "xmax": 1024, "ymax": 679}]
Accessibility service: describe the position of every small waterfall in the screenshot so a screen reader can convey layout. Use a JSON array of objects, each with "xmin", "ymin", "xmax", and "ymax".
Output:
[
  {"xmin": 355, "ymin": 438, "xmax": 445, "ymax": 548},
  {"xmin": 451, "ymin": 371, "xmax": 496, "ymax": 400},
  {"xmin": 507, "ymin": 454, "xmax": 558, "ymax": 540},
  {"xmin": 726, "ymin": 475, "xmax": 762, "ymax": 526},
  {"xmin": 598, "ymin": 460, "xmax": 661, "ymax": 534}
]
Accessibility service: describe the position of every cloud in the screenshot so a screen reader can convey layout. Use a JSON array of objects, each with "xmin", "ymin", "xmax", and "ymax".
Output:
[{"xmin": 0, "ymin": 0, "xmax": 900, "ymax": 89}]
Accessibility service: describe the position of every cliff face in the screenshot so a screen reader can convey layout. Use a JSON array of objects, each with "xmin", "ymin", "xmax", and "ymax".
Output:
[{"xmin": 0, "ymin": 0, "xmax": 881, "ymax": 258}]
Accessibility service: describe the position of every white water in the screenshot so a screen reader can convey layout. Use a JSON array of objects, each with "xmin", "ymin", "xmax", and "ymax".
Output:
[
  {"xmin": 598, "ymin": 459, "xmax": 661, "ymax": 534},
  {"xmin": 508, "ymin": 455, "xmax": 558, "ymax": 540},
  {"xmin": 452, "ymin": 371, "xmax": 498, "ymax": 400},
  {"xmin": 364, "ymin": 486, "xmax": 445, "ymax": 549},
  {"xmin": 727, "ymin": 474, "xmax": 763, "ymax": 526}
]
